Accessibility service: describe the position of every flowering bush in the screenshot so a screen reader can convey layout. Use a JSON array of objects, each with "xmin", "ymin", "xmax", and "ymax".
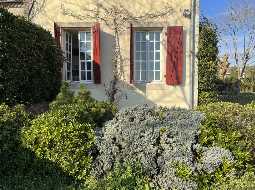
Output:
[{"xmin": 92, "ymin": 105, "xmax": 203, "ymax": 189}]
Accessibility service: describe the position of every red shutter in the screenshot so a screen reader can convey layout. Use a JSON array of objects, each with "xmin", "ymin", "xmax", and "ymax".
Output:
[
  {"xmin": 54, "ymin": 22, "xmax": 61, "ymax": 47},
  {"xmin": 166, "ymin": 26, "xmax": 183, "ymax": 85},
  {"xmin": 92, "ymin": 23, "xmax": 101, "ymax": 84},
  {"xmin": 130, "ymin": 24, "xmax": 134, "ymax": 84}
]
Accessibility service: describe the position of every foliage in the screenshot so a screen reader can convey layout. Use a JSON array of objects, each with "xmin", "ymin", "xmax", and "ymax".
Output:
[
  {"xmin": 49, "ymin": 82, "xmax": 74, "ymax": 109},
  {"xmin": 0, "ymin": 104, "xmax": 30, "ymax": 153},
  {"xmin": 214, "ymin": 172, "xmax": 255, "ymax": 190},
  {"xmin": 21, "ymin": 106, "xmax": 95, "ymax": 181},
  {"xmin": 0, "ymin": 104, "xmax": 77, "ymax": 189},
  {"xmin": 198, "ymin": 91, "xmax": 219, "ymax": 105},
  {"xmin": 197, "ymin": 17, "xmax": 219, "ymax": 93},
  {"xmin": 50, "ymin": 83, "xmax": 117, "ymax": 127},
  {"xmin": 197, "ymin": 102, "xmax": 255, "ymax": 187},
  {"xmin": 85, "ymin": 162, "xmax": 151, "ymax": 190},
  {"xmin": 0, "ymin": 8, "xmax": 63, "ymax": 105},
  {"xmin": 92, "ymin": 105, "xmax": 203, "ymax": 189},
  {"xmin": 218, "ymin": 92, "xmax": 255, "ymax": 105}
]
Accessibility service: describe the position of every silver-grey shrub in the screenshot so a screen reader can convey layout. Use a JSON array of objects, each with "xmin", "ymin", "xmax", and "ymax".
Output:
[
  {"xmin": 92, "ymin": 105, "xmax": 203, "ymax": 190},
  {"xmin": 197, "ymin": 146, "xmax": 235, "ymax": 174}
]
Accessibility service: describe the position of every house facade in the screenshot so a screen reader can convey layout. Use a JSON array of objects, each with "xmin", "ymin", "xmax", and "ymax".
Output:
[{"xmin": 3, "ymin": 0, "xmax": 200, "ymax": 109}]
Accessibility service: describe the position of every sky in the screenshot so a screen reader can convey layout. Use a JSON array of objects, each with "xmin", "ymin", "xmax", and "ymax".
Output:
[
  {"xmin": 200, "ymin": 0, "xmax": 255, "ymax": 65},
  {"xmin": 200, "ymin": 0, "xmax": 229, "ymax": 19}
]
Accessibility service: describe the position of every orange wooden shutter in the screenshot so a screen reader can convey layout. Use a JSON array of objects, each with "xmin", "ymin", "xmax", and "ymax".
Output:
[
  {"xmin": 54, "ymin": 22, "xmax": 61, "ymax": 47},
  {"xmin": 130, "ymin": 24, "xmax": 134, "ymax": 83},
  {"xmin": 92, "ymin": 23, "xmax": 101, "ymax": 84},
  {"xmin": 166, "ymin": 26, "xmax": 183, "ymax": 85}
]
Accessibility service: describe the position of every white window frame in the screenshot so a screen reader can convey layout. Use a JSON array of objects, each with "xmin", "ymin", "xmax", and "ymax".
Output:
[
  {"xmin": 79, "ymin": 31, "xmax": 93, "ymax": 83},
  {"xmin": 63, "ymin": 29, "xmax": 93, "ymax": 84},
  {"xmin": 134, "ymin": 30, "xmax": 161, "ymax": 83}
]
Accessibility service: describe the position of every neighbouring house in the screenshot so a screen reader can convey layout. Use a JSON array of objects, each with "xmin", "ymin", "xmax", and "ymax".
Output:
[{"xmin": 2, "ymin": 0, "xmax": 200, "ymax": 109}]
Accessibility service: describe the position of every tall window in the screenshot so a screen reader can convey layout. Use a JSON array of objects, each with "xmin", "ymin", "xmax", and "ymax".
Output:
[
  {"xmin": 134, "ymin": 31, "xmax": 161, "ymax": 82},
  {"xmin": 65, "ymin": 32, "xmax": 72, "ymax": 81},
  {"xmin": 79, "ymin": 31, "xmax": 93, "ymax": 82}
]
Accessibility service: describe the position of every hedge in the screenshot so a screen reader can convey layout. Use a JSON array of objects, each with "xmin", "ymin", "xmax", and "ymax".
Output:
[{"xmin": 0, "ymin": 8, "xmax": 63, "ymax": 105}]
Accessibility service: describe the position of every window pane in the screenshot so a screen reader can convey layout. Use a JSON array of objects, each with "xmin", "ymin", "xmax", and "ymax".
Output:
[
  {"xmin": 148, "ymin": 61, "xmax": 154, "ymax": 70},
  {"xmin": 86, "ymin": 53, "xmax": 91, "ymax": 61},
  {"xmin": 141, "ymin": 61, "xmax": 146, "ymax": 70},
  {"xmin": 136, "ymin": 43, "xmax": 140, "ymax": 51},
  {"xmin": 86, "ymin": 42, "xmax": 91, "ymax": 50},
  {"xmin": 67, "ymin": 72, "xmax": 71, "ymax": 80},
  {"xmin": 148, "ymin": 71, "xmax": 154, "ymax": 81},
  {"xmin": 87, "ymin": 71, "xmax": 92, "ymax": 80},
  {"xmin": 141, "ymin": 52, "xmax": 146, "ymax": 61},
  {"xmin": 80, "ymin": 42, "xmax": 85, "ymax": 51},
  {"xmin": 87, "ymin": 61, "xmax": 92, "ymax": 70},
  {"xmin": 149, "ymin": 32, "xmax": 154, "ymax": 41},
  {"xmin": 155, "ymin": 61, "xmax": 160, "ymax": 70},
  {"xmin": 141, "ymin": 32, "xmax": 146, "ymax": 41},
  {"xmin": 80, "ymin": 32, "xmax": 85, "ymax": 41},
  {"xmin": 155, "ymin": 52, "xmax": 160, "ymax": 60},
  {"xmin": 149, "ymin": 52, "xmax": 154, "ymax": 60},
  {"xmin": 135, "ymin": 71, "xmax": 140, "ymax": 81},
  {"xmin": 155, "ymin": 42, "xmax": 160, "ymax": 50},
  {"xmin": 135, "ymin": 61, "xmax": 140, "ymax": 70},
  {"xmin": 81, "ymin": 61, "xmax": 85, "ymax": 70},
  {"xmin": 155, "ymin": 32, "xmax": 160, "ymax": 41},
  {"xmin": 80, "ymin": 52, "xmax": 85, "ymax": 60},
  {"xmin": 135, "ymin": 33, "xmax": 140, "ymax": 41},
  {"xmin": 141, "ymin": 71, "xmax": 146, "ymax": 81},
  {"xmin": 81, "ymin": 71, "xmax": 86, "ymax": 80},
  {"xmin": 67, "ymin": 62, "xmax": 71, "ymax": 71},
  {"xmin": 149, "ymin": 43, "xmax": 154, "ymax": 51},
  {"xmin": 135, "ymin": 52, "xmax": 140, "ymax": 60},
  {"xmin": 155, "ymin": 71, "xmax": 160, "ymax": 80},
  {"xmin": 86, "ymin": 32, "xmax": 91, "ymax": 41},
  {"xmin": 141, "ymin": 42, "xmax": 146, "ymax": 51}
]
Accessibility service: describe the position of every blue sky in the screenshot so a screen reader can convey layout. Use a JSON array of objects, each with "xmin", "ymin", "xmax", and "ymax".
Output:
[{"xmin": 200, "ymin": 0, "xmax": 229, "ymax": 19}]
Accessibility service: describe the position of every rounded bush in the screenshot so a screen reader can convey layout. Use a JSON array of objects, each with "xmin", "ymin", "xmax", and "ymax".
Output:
[
  {"xmin": 92, "ymin": 105, "xmax": 203, "ymax": 189},
  {"xmin": 21, "ymin": 106, "xmax": 95, "ymax": 181},
  {"xmin": 197, "ymin": 102, "xmax": 255, "ymax": 187},
  {"xmin": 0, "ymin": 8, "xmax": 63, "ymax": 105},
  {"xmin": 0, "ymin": 104, "xmax": 30, "ymax": 153}
]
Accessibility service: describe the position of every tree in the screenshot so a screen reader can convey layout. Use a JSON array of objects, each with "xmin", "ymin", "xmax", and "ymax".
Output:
[
  {"xmin": 220, "ymin": 0, "xmax": 255, "ymax": 80},
  {"xmin": 61, "ymin": 1, "xmax": 173, "ymax": 104},
  {"xmin": 197, "ymin": 17, "xmax": 219, "ymax": 93}
]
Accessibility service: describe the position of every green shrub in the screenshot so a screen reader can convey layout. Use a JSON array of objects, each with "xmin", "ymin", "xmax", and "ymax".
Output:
[
  {"xmin": 0, "ymin": 8, "xmax": 63, "ymax": 105},
  {"xmin": 197, "ymin": 102, "xmax": 255, "ymax": 187},
  {"xmin": 50, "ymin": 83, "xmax": 117, "ymax": 127},
  {"xmin": 0, "ymin": 104, "xmax": 30, "ymax": 153},
  {"xmin": 0, "ymin": 104, "xmax": 77, "ymax": 189},
  {"xmin": 49, "ymin": 82, "xmax": 74, "ymax": 109},
  {"xmin": 85, "ymin": 162, "xmax": 151, "ymax": 190},
  {"xmin": 214, "ymin": 172, "xmax": 255, "ymax": 190},
  {"xmin": 198, "ymin": 91, "xmax": 219, "ymax": 105},
  {"xmin": 21, "ymin": 106, "xmax": 95, "ymax": 181},
  {"xmin": 218, "ymin": 92, "xmax": 255, "ymax": 105}
]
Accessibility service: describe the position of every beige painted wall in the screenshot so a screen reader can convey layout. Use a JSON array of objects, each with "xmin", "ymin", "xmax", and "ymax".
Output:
[{"xmin": 5, "ymin": 0, "xmax": 199, "ymax": 109}]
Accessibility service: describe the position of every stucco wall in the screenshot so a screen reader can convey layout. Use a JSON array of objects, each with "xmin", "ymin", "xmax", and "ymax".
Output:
[{"xmin": 15, "ymin": 0, "xmax": 199, "ymax": 109}]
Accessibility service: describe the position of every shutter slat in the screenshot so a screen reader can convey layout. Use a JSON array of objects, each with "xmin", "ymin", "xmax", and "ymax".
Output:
[
  {"xmin": 130, "ymin": 24, "xmax": 134, "ymax": 84},
  {"xmin": 166, "ymin": 26, "xmax": 183, "ymax": 85},
  {"xmin": 93, "ymin": 23, "xmax": 101, "ymax": 84}
]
